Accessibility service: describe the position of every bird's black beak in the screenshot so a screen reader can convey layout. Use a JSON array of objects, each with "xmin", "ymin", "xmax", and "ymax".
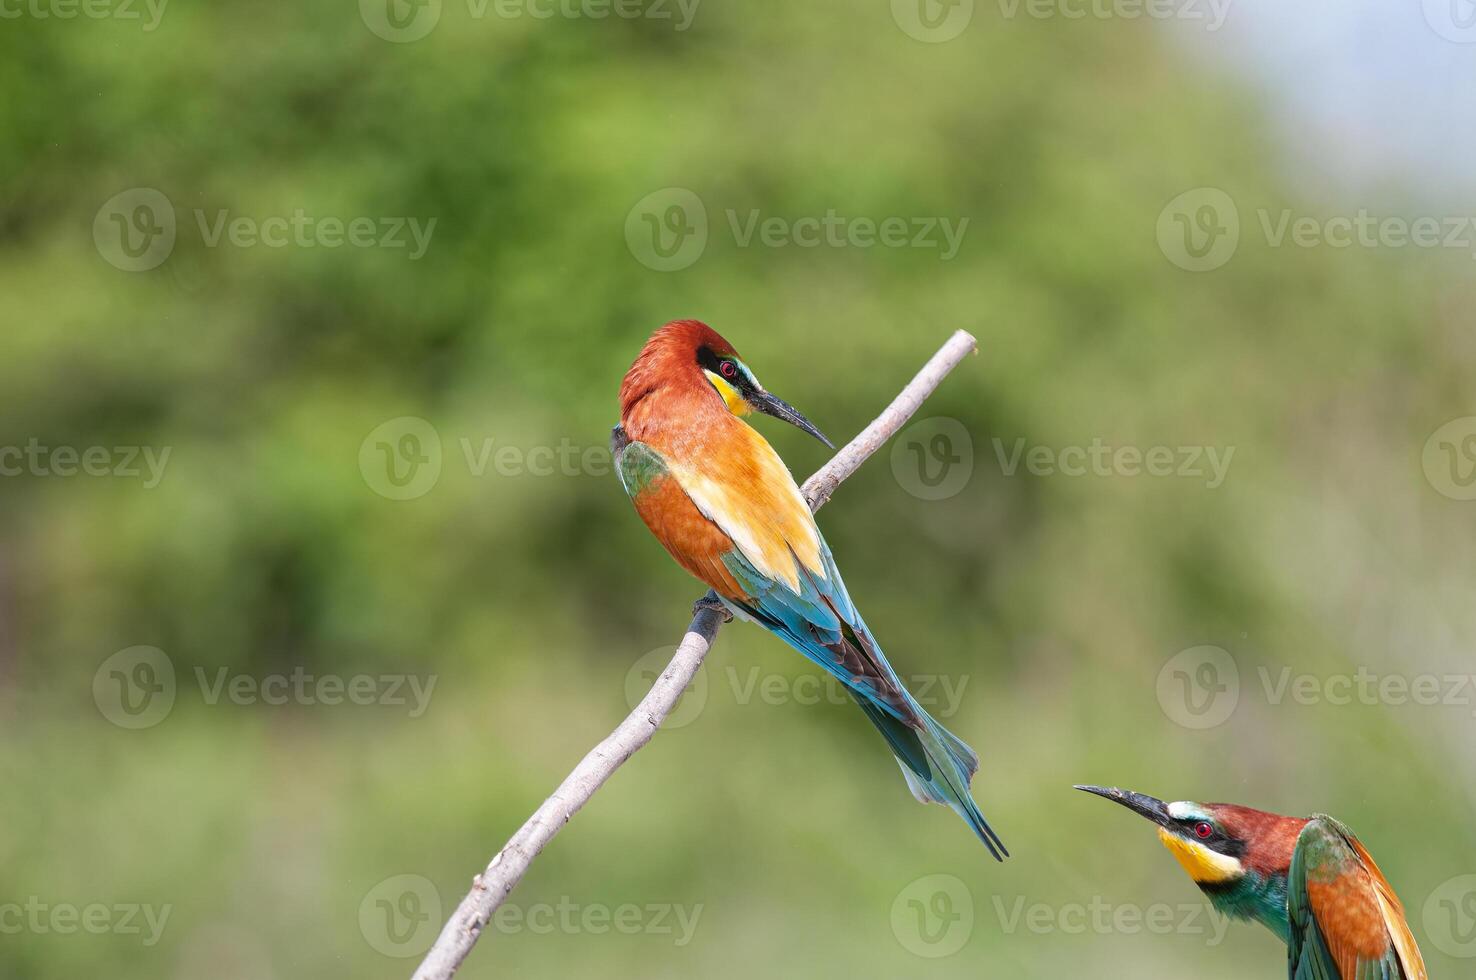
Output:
[
  {"xmin": 1074, "ymin": 785, "xmax": 1174, "ymax": 829},
  {"xmin": 749, "ymin": 389, "xmax": 834, "ymax": 449}
]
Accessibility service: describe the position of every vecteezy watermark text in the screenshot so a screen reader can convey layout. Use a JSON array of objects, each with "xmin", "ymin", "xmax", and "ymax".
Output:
[
  {"xmin": 1158, "ymin": 187, "xmax": 1476, "ymax": 271},
  {"xmin": 1259, "ymin": 666, "xmax": 1476, "ymax": 716},
  {"xmin": 0, "ymin": 898, "xmax": 171, "ymax": 947},
  {"xmin": 624, "ymin": 646, "xmax": 971, "ymax": 730},
  {"xmin": 94, "ymin": 188, "xmax": 436, "ymax": 272},
  {"xmin": 0, "ymin": 441, "xmax": 171, "ymax": 488},
  {"xmin": 0, "ymin": 0, "xmax": 167, "ymax": 29},
  {"xmin": 992, "ymin": 895, "xmax": 1232, "ymax": 945},
  {"xmin": 995, "ymin": 0, "xmax": 1231, "ymax": 28},
  {"xmin": 195, "ymin": 667, "xmax": 437, "ymax": 716},
  {"xmin": 890, "ymin": 0, "xmax": 1231, "ymax": 44},
  {"xmin": 359, "ymin": 0, "xmax": 700, "ymax": 43},
  {"xmin": 625, "ymin": 188, "xmax": 969, "ymax": 271},
  {"xmin": 93, "ymin": 646, "xmax": 438, "ymax": 729},
  {"xmin": 993, "ymin": 438, "xmax": 1236, "ymax": 489},
  {"xmin": 492, "ymin": 898, "xmax": 703, "ymax": 945},
  {"xmin": 725, "ymin": 209, "xmax": 968, "ymax": 259},
  {"xmin": 194, "ymin": 210, "xmax": 436, "ymax": 259},
  {"xmin": 358, "ymin": 418, "xmax": 616, "ymax": 500},
  {"xmin": 357, "ymin": 876, "xmax": 701, "ymax": 958},
  {"xmin": 1157, "ymin": 644, "xmax": 1476, "ymax": 729}
]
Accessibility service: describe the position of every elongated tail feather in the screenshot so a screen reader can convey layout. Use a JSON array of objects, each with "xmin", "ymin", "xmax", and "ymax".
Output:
[{"xmin": 855, "ymin": 696, "xmax": 1007, "ymax": 860}]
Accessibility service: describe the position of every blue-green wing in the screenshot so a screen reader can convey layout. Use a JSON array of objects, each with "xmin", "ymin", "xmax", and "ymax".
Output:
[
  {"xmin": 718, "ymin": 530, "xmax": 1000, "ymax": 856},
  {"xmin": 718, "ymin": 533, "xmax": 922, "ymax": 728},
  {"xmin": 1288, "ymin": 816, "xmax": 1419, "ymax": 980},
  {"xmin": 612, "ymin": 425, "xmax": 666, "ymax": 497}
]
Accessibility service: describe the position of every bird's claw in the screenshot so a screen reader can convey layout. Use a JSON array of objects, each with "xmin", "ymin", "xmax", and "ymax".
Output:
[{"xmin": 692, "ymin": 590, "xmax": 734, "ymax": 623}]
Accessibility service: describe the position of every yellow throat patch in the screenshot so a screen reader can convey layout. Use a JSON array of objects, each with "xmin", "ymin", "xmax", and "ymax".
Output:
[
  {"xmin": 703, "ymin": 370, "xmax": 752, "ymax": 416},
  {"xmin": 1157, "ymin": 828, "xmax": 1243, "ymax": 883}
]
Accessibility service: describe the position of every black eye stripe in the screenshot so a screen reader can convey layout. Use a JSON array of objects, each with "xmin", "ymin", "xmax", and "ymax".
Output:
[{"xmin": 697, "ymin": 346, "xmax": 747, "ymax": 388}]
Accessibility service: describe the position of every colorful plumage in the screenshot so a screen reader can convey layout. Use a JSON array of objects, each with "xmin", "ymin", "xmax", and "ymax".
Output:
[
  {"xmin": 613, "ymin": 320, "xmax": 1005, "ymax": 858},
  {"xmin": 1075, "ymin": 786, "xmax": 1427, "ymax": 979}
]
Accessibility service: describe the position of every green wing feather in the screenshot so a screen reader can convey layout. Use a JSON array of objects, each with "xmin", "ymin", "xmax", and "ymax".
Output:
[
  {"xmin": 1288, "ymin": 816, "xmax": 1409, "ymax": 980},
  {"xmin": 612, "ymin": 425, "xmax": 668, "ymax": 497}
]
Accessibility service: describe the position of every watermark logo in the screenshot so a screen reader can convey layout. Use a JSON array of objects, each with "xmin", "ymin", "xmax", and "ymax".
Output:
[
  {"xmin": 1156, "ymin": 187, "xmax": 1240, "ymax": 272},
  {"xmin": 623, "ymin": 646, "xmax": 708, "ymax": 730},
  {"xmin": 94, "ymin": 188, "xmax": 176, "ymax": 272},
  {"xmin": 360, "ymin": 417, "xmax": 444, "ymax": 500},
  {"xmin": 625, "ymin": 188, "xmax": 708, "ymax": 272},
  {"xmin": 1160, "ymin": 189, "xmax": 1476, "ymax": 270},
  {"xmin": 360, "ymin": 874, "xmax": 441, "ymax": 957},
  {"xmin": 1423, "ymin": 0, "xmax": 1476, "ymax": 43},
  {"xmin": 1157, "ymin": 645, "xmax": 1239, "ymax": 729},
  {"xmin": 891, "ymin": 873, "xmax": 973, "ymax": 957},
  {"xmin": 93, "ymin": 646, "xmax": 176, "ymax": 730},
  {"xmin": 1422, "ymin": 417, "xmax": 1476, "ymax": 501},
  {"xmin": 94, "ymin": 648, "xmax": 438, "ymax": 728},
  {"xmin": 1157, "ymin": 648, "xmax": 1476, "ymax": 723},
  {"xmin": 359, "ymin": 422, "xmax": 621, "ymax": 499},
  {"xmin": 890, "ymin": 416, "xmax": 974, "ymax": 500},
  {"xmin": 359, "ymin": 0, "xmax": 441, "ymax": 41},
  {"xmin": 95, "ymin": 190, "xmax": 435, "ymax": 268},
  {"xmin": 626, "ymin": 189, "xmax": 969, "ymax": 270},
  {"xmin": 891, "ymin": 0, "xmax": 974, "ymax": 42},
  {"xmin": 1423, "ymin": 874, "xmax": 1476, "ymax": 957}
]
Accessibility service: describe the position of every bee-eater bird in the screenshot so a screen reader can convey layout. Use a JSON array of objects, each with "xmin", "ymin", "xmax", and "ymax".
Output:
[
  {"xmin": 1075, "ymin": 786, "xmax": 1427, "ymax": 979},
  {"xmin": 612, "ymin": 320, "xmax": 1004, "ymax": 858}
]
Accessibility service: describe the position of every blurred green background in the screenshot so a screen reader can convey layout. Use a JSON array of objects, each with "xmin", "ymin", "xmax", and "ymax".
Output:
[{"xmin": 2, "ymin": 1, "xmax": 1474, "ymax": 977}]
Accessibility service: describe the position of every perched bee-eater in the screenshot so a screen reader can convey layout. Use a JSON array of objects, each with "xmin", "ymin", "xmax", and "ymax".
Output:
[
  {"xmin": 1075, "ymin": 785, "xmax": 1427, "ymax": 979},
  {"xmin": 612, "ymin": 320, "xmax": 1004, "ymax": 858}
]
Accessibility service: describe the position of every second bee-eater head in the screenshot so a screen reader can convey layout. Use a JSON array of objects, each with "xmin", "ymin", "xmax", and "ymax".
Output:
[
  {"xmin": 619, "ymin": 320, "xmax": 833, "ymax": 448},
  {"xmin": 1074, "ymin": 785, "xmax": 1307, "ymax": 939}
]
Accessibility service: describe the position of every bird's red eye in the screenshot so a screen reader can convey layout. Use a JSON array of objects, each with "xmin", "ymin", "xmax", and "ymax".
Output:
[
  {"xmin": 1194, "ymin": 822, "xmax": 1214, "ymax": 840},
  {"xmin": 719, "ymin": 360, "xmax": 737, "ymax": 379}
]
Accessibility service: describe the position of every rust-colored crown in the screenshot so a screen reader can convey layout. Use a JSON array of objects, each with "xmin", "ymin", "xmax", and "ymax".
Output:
[
  {"xmin": 619, "ymin": 320, "xmax": 738, "ymax": 423},
  {"xmin": 1205, "ymin": 803, "xmax": 1309, "ymax": 876}
]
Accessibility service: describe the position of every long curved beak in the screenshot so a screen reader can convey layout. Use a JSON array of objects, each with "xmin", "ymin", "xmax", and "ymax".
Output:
[
  {"xmin": 749, "ymin": 389, "xmax": 834, "ymax": 449},
  {"xmin": 1074, "ymin": 785, "xmax": 1174, "ymax": 829}
]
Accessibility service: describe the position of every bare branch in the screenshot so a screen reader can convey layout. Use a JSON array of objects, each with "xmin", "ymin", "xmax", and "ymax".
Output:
[
  {"xmin": 410, "ymin": 329, "xmax": 979, "ymax": 980},
  {"xmin": 800, "ymin": 328, "xmax": 977, "ymax": 511}
]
